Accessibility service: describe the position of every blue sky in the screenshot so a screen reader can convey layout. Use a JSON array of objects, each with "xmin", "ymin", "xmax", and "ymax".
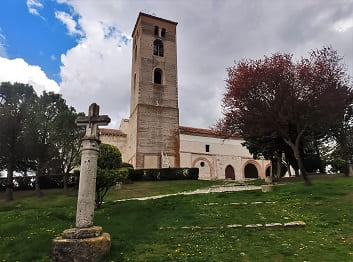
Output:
[
  {"xmin": 0, "ymin": 0, "xmax": 78, "ymax": 82},
  {"xmin": 0, "ymin": 0, "xmax": 352, "ymax": 129}
]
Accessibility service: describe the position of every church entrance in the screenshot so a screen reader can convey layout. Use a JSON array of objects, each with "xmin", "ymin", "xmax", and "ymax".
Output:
[
  {"xmin": 244, "ymin": 163, "xmax": 258, "ymax": 178},
  {"xmin": 225, "ymin": 165, "xmax": 235, "ymax": 180}
]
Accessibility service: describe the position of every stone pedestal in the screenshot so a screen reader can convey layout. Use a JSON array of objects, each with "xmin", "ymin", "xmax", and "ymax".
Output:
[
  {"xmin": 52, "ymin": 104, "xmax": 111, "ymax": 261},
  {"xmin": 52, "ymin": 226, "xmax": 111, "ymax": 262},
  {"xmin": 261, "ymin": 184, "xmax": 274, "ymax": 192}
]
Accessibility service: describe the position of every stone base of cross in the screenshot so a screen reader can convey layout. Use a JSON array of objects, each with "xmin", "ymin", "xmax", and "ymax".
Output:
[{"xmin": 52, "ymin": 103, "xmax": 111, "ymax": 262}]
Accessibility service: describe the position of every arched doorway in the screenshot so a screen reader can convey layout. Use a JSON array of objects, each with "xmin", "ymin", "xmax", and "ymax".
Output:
[
  {"xmin": 244, "ymin": 163, "xmax": 258, "ymax": 178},
  {"xmin": 225, "ymin": 165, "xmax": 235, "ymax": 180}
]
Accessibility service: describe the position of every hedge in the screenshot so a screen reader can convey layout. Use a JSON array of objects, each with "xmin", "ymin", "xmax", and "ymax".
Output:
[
  {"xmin": 128, "ymin": 168, "xmax": 199, "ymax": 181},
  {"xmin": 0, "ymin": 173, "xmax": 79, "ymax": 191}
]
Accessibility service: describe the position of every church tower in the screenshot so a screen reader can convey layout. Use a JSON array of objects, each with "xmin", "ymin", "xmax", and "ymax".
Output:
[{"xmin": 127, "ymin": 12, "xmax": 180, "ymax": 169}]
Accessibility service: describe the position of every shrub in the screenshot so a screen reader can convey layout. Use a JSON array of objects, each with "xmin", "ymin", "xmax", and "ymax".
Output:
[
  {"xmin": 95, "ymin": 144, "xmax": 124, "ymax": 208},
  {"xmin": 128, "ymin": 168, "xmax": 199, "ymax": 181}
]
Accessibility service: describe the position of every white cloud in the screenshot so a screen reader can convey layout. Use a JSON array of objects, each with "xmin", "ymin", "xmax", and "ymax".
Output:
[
  {"xmin": 26, "ymin": 0, "xmax": 43, "ymax": 16},
  {"xmin": 55, "ymin": 11, "xmax": 83, "ymax": 36},
  {"xmin": 334, "ymin": 17, "xmax": 353, "ymax": 32},
  {"xmin": 56, "ymin": 0, "xmax": 353, "ymax": 128},
  {"xmin": 0, "ymin": 57, "xmax": 60, "ymax": 94}
]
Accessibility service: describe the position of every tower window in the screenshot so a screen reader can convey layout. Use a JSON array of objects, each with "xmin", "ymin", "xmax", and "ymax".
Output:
[
  {"xmin": 133, "ymin": 73, "xmax": 137, "ymax": 91},
  {"xmin": 205, "ymin": 145, "xmax": 210, "ymax": 152},
  {"xmin": 134, "ymin": 45, "xmax": 137, "ymax": 61},
  {"xmin": 154, "ymin": 68, "xmax": 162, "ymax": 84},
  {"xmin": 153, "ymin": 39, "xmax": 164, "ymax": 57},
  {"xmin": 161, "ymin": 28, "xmax": 166, "ymax": 37},
  {"xmin": 154, "ymin": 26, "xmax": 159, "ymax": 36}
]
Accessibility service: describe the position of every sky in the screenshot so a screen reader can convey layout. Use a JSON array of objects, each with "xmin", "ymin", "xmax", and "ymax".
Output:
[{"xmin": 0, "ymin": 0, "xmax": 352, "ymax": 129}]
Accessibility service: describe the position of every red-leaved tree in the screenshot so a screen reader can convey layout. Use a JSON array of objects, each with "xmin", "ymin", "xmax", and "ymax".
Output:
[{"xmin": 218, "ymin": 47, "xmax": 352, "ymax": 185}]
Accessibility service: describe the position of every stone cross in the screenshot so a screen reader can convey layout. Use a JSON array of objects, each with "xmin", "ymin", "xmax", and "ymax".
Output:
[{"xmin": 75, "ymin": 103, "xmax": 110, "ymax": 228}]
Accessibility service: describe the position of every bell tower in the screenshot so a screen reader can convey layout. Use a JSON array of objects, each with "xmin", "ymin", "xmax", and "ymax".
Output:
[{"xmin": 127, "ymin": 12, "xmax": 180, "ymax": 169}]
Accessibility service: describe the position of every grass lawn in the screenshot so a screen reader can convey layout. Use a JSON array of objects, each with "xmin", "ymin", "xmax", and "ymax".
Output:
[{"xmin": 0, "ymin": 177, "xmax": 353, "ymax": 261}]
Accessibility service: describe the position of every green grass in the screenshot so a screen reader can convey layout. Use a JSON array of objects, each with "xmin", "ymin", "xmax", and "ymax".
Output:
[{"xmin": 1, "ymin": 178, "xmax": 353, "ymax": 261}]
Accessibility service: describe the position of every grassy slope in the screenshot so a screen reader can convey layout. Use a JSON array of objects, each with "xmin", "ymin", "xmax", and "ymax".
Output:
[{"xmin": 0, "ymin": 178, "xmax": 353, "ymax": 261}]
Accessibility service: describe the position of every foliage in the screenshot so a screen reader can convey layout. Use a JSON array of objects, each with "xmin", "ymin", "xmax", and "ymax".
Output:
[
  {"xmin": 128, "ymin": 168, "xmax": 199, "ymax": 181},
  {"xmin": 331, "ymin": 102, "xmax": 353, "ymax": 175},
  {"xmin": 0, "ymin": 82, "xmax": 37, "ymax": 201},
  {"xmin": 26, "ymin": 92, "xmax": 82, "ymax": 196},
  {"xmin": 95, "ymin": 143, "xmax": 124, "ymax": 208},
  {"xmin": 1, "ymin": 177, "xmax": 353, "ymax": 261},
  {"xmin": 218, "ymin": 47, "xmax": 353, "ymax": 185}
]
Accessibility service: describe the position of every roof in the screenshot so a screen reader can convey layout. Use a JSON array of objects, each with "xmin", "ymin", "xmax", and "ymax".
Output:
[
  {"xmin": 179, "ymin": 126, "xmax": 241, "ymax": 139},
  {"xmin": 99, "ymin": 128, "xmax": 127, "ymax": 137},
  {"xmin": 132, "ymin": 12, "xmax": 178, "ymax": 37}
]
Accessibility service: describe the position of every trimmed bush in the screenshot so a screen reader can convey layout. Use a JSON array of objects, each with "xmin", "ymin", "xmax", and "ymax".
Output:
[
  {"xmin": 0, "ymin": 173, "xmax": 79, "ymax": 191},
  {"xmin": 128, "ymin": 168, "xmax": 199, "ymax": 181}
]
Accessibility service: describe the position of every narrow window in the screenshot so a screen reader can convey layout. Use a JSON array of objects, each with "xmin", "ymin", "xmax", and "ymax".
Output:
[
  {"xmin": 205, "ymin": 145, "xmax": 210, "ymax": 152},
  {"xmin": 154, "ymin": 68, "xmax": 162, "ymax": 84},
  {"xmin": 153, "ymin": 39, "xmax": 164, "ymax": 57},
  {"xmin": 133, "ymin": 73, "xmax": 136, "ymax": 91},
  {"xmin": 134, "ymin": 45, "xmax": 137, "ymax": 61},
  {"xmin": 161, "ymin": 28, "xmax": 166, "ymax": 37},
  {"xmin": 154, "ymin": 26, "xmax": 159, "ymax": 36}
]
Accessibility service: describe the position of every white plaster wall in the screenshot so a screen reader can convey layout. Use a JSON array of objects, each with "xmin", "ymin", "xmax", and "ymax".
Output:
[
  {"xmin": 180, "ymin": 134, "xmax": 270, "ymax": 180},
  {"xmin": 180, "ymin": 134, "xmax": 252, "ymax": 157}
]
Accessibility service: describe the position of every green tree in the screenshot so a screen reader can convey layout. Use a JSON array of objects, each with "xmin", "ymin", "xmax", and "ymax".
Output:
[
  {"xmin": 53, "ymin": 109, "xmax": 84, "ymax": 193},
  {"xmin": 29, "ymin": 92, "xmax": 79, "ymax": 196},
  {"xmin": 0, "ymin": 82, "xmax": 37, "ymax": 201},
  {"xmin": 95, "ymin": 143, "xmax": 127, "ymax": 208}
]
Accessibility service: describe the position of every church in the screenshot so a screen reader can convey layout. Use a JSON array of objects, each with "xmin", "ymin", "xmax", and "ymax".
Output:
[{"xmin": 100, "ymin": 12, "xmax": 270, "ymax": 180}]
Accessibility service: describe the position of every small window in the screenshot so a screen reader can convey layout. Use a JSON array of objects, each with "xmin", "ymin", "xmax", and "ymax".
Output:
[
  {"xmin": 200, "ymin": 161, "xmax": 205, "ymax": 167},
  {"xmin": 154, "ymin": 26, "xmax": 159, "ymax": 36},
  {"xmin": 205, "ymin": 145, "xmax": 210, "ymax": 152},
  {"xmin": 134, "ymin": 45, "xmax": 137, "ymax": 61},
  {"xmin": 154, "ymin": 68, "xmax": 162, "ymax": 84},
  {"xmin": 133, "ymin": 73, "xmax": 136, "ymax": 91},
  {"xmin": 161, "ymin": 28, "xmax": 166, "ymax": 37},
  {"xmin": 153, "ymin": 39, "xmax": 164, "ymax": 57}
]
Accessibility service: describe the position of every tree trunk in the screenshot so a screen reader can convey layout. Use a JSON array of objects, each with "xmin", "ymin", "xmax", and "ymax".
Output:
[
  {"xmin": 293, "ymin": 145, "xmax": 312, "ymax": 186},
  {"xmin": 294, "ymin": 168, "xmax": 299, "ymax": 176},
  {"xmin": 347, "ymin": 160, "xmax": 353, "ymax": 177},
  {"xmin": 35, "ymin": 165, "xmax": 43, "ymax": 197},
  {"xmin": 287, "ymin": 162, "xmax": 292, "ymax": 176},
  {"xmin": 276, "ymin": 155, "xmax": 282, "ymax": 180},
  {"xmin": 63, "ymin": 172, "xmax": 69, "ymax": 194},
  {"xmin": 5, "ymin": 163, "xmax": 14, "ymax": 201}
]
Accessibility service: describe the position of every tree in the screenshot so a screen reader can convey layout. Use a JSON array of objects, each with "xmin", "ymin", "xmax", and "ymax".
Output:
[
  {"xmin": 29, "ymin": 92, "xmax": 78, "ymax": 196},
  {"xmin": 0, "ymin": 82, "xmax": 37, "ymax": 201},
  {"xmin": 53, "ymin": 109, "xmax": 84, "ymax": 193},
  {"xmin": 218, "ymin": 47, "xmax": 352, "ymax": 185},
  {"xmin": 331, "ymin": 103, "xmax": 353, "ymax": 176},
  {"xmin": 95, "ymin": 143, "xmax": 127, "ymax": 208}
]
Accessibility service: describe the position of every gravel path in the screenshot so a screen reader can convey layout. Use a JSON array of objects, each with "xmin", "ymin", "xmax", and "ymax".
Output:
[{"xmin": 114, "ymin": 184, "xmax": 261, "ymax": 202}]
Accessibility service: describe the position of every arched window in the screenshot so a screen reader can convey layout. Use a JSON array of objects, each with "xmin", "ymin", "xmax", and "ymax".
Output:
[
  {"xmin": 154, "ymin": 68, "xmax": 162, "ymax": 84},
  {"xmin": 161, "ymin": 28, "xmax": 166, "ymax": 37},
  {"xmin": 154, "ymin": 26, "xmax": 159, "ymax": 36},
  {"xmin": 153, "ymin": 39, "xmax": 164, "ymax": 57}
]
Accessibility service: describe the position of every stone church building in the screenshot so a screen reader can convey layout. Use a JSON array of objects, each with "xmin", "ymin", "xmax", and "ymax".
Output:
[{"xmin": 100, "ymin": 12, "xmax": 270, "ymax": 180}]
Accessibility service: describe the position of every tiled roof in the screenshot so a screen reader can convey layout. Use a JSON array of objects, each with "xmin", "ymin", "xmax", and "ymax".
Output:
[
  {"xmin": 179, "ymin": 126, "xmax": 241, "ymax": 139},
  {"xmin": 99, "ymin": 128, "xmax": 127, "ymax": 137}
]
